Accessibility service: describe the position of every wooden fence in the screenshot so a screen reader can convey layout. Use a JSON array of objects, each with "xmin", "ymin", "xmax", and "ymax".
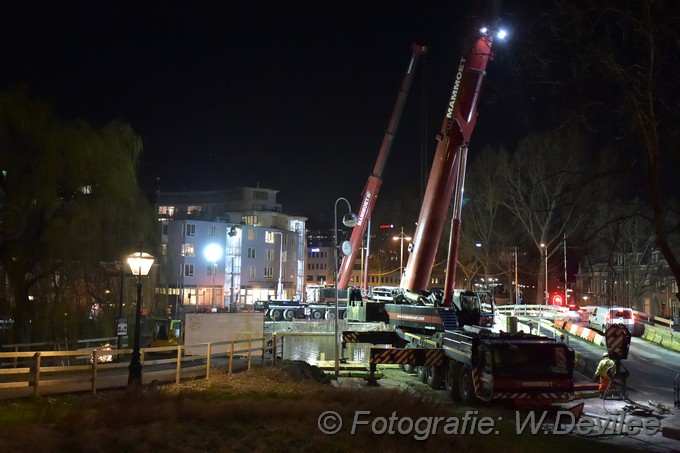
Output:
[{"xmin": 0, "ymin": 337, "xmax": 269, "ymax": 400}]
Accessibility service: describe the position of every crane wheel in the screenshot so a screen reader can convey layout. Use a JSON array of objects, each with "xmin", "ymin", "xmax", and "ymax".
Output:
[
  {"xmin": 417, "ymin": 366, "xmax": 427, "ymax": 383},
  {"xmin": 269, "ymin": 309, "xmax": 282, "ymax": 321},
  {"xmin": 426, "ymin": 365, "xmax": 444, "ymax": 390},
  {"xmin": 445, "ymin": 360, "xmax": 461, "ymax": 401},
  {"xmin": 458, "ymin": 364, "xmax": 476, "ymax": 405}
]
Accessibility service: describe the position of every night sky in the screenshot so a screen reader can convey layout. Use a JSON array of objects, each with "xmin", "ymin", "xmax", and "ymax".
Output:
[{"xmin": 1, "ymin": 1, "xmax": 528, "ymax": 223}]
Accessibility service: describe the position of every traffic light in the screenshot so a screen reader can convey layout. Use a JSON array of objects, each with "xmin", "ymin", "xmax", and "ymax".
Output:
[{"xmin": 552, "ymin": 294, "xmax": 563, "ymax": 306}]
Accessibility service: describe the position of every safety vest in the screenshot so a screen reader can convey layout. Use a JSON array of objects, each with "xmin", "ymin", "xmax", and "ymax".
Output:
[{"xmin": 595, "ymin": 358, "xmax": 615, "ymax": 377}]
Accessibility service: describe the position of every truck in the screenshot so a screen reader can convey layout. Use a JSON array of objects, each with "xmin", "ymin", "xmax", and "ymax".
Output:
[
  {"xmin": 254, "ymin": 286, "xmax": 351, "ymax": 321},
  {"xmin": 341, "ymin": 3, "xmax": 577, "ymax": 407}
]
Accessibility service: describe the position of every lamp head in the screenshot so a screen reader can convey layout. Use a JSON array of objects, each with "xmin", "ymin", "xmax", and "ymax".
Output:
[
  {"xmin": 342, "ymin": 212, "xmax": 358, "ymax": 228},
  {"xmin": 127, "ymin": 251, "xmax": 155, "ymax": 276}
]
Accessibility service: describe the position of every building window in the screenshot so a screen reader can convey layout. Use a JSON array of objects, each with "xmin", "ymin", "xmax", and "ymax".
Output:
[
  {"xmin": 161, "ymin": 223, "xmax": 168, "ymax": 235},
  {"xmin": 247, "ymin": 248, "xmax": 256, "ymax": 259},
  {"xmin": 253, "ymin": 204, "xmax": 264, "ymax": 211},
  {"xmin": 183, "ymin": 264, "xmax": 195, "ymax": 277},
  {"xmin": 266, "ymin": 249, "xmax": 274, "ymax": 262},
  {"xmin": 247, "ymin": 229, "xmax": 257, "ymax": 241},
  {"xmin": 158, "ymin": 206, "xmax": 175, "ymax": 216},
  {"xmin": 264, "ymin": 267, "xmax": 273, "ymax": 279},
  {"xmin": 243, "ymin": 215, "xmax": 258, "ymax": 226},
  {"xmin": 282, "ymin": 250, "xmax": 288, "ymax": 263},
  {"xmin": 248, "ymin": 266, "xmax": 256, "ymax": 278},
  {"xmin": 181, "ymin": 243, "xmax": 195, "ymax": 257},
  {"xmin": 182, "ymin": 223, "xmax": 196, "ymax": 237},
  {"xmin": 307, "ymin": 275, "xmax": 314, "ymax": 281},
  {"xmin": 187, "ymin": 205, "xmax": 202, "ymax": 215},
  {"xmin": 161, "ymin": 243, "xmax": 167, "ymax": 256},
  {"xmin": 254, "ymin": 190, "xmax": 268, "ymax": 200},
  {"xmin": 209, "ymin": 225, "xmax": 219, "ymax": 237},
  {"xmin": 207, "ymin": 265, "xmax": 218, "ymax": 276}
]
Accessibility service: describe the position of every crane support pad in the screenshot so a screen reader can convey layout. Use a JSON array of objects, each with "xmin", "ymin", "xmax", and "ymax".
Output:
[{"xmin": 369, "ymin": 347, "xmax": 444, "ymax": 366}]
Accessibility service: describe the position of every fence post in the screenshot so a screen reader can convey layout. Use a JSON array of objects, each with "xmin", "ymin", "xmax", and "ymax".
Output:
[
  {"xmin": 228, "ymin": 340, "xmax": 234, "ymax": 375},
  {"xmin": 272, "ymin": 335, "xmax": 277, "ymax": 366},
  {"xmin": 175, "ymin": 346, "xmax": 182, "ymax": 384},
  {"xmin": 91, "ymin": 351, "xmax": 98, "ymax": 396},
  {"xmin": 261, "ymin": 338, "xmax": 265, "ymax": 366},
  {"xmin": 206, "ymin": 343, "xmax": 212, "ymax": 379},
  {"xmin": 33, "ymin": 352, "xmax": 41, "ymax": 397},
  {"xmin": 247, "ymin": 338, "xmax": 252, "ymax": 370}
]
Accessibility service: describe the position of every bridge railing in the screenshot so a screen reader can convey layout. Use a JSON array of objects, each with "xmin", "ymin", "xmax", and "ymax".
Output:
[{"xmin": 495, "ymin": 304, "xmax": 562, "ymax": 319}]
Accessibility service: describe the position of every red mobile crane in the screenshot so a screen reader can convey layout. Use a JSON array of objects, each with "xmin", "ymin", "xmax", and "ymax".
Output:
[
  {"xmin": 384, "ymin": 12, "xmax": 501, "ymax": 331},
  {"xmin": 341, "ymin": 6, "xmax": 577, "ymax": 407}
]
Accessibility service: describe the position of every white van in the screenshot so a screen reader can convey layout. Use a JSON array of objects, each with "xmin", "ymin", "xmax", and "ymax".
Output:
[{"xmin": 589, "ymin": 306, "xmax": 634, "ymax": 332}]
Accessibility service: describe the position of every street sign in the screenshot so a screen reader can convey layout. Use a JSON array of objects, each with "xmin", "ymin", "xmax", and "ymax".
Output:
[
  {"xmin": 117, "ymin": 319, "xmax": 128, "ymax": 336},
  {"xmin": 605, "ymin": 324, "xmax": 631, "ymax": 360}
]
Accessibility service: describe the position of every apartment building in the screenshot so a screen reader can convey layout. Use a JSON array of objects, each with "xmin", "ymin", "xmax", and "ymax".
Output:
[{"xmin": 156, "ymin": 186, "xmax": 306, "ymax": 311}]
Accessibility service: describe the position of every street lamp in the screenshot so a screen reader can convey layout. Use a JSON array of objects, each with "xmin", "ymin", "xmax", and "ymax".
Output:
[
  {"xmin": 204, "ymin": 243, "xmax": 222, "ymax": 311},
  {"xmin": 126, "ymin": 251, "xmax": 154, "ymax": 387},
  {"xmin": 392, "ymin": 227, "xmax": 412, "ymax": 283},
  {"xmin": 334, "ymin": 197, "xmax": 357, "ymax": 379},
  {"xmin": 540, "ymin": 243, "xmax": 548, "ymax": 306}
]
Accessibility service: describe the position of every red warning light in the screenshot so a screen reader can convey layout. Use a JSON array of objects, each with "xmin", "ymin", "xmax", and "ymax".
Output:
[
  {"xmin": 379, "ymin": 224, "xmax": 394, "ymax": 229},
  {"xmin": 552, "ymin": 294, "xmax": 563, "ymax": 306}
]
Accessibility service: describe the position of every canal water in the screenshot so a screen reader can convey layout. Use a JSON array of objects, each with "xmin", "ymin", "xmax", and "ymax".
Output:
[{"xmin": 265, "ymin": 320, "xmax": 389, "ymax": 365}]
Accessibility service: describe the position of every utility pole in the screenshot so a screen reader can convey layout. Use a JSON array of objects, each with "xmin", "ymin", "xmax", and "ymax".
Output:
[
  {"xmin": 514, "ymin": 246, "xmax": 519, "ymax": 304},
  {"xmin": 563, "ymin": 233, "xmax": 568, "ymax": 306}
]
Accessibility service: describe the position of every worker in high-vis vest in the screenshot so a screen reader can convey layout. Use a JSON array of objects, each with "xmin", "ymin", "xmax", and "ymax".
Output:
[{"xmin": 594, "ymin": 352, "xmax": 615, "ymax": 397}]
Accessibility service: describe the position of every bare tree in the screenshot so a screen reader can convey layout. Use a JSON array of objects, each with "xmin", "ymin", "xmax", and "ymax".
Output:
[
  {"xmin": 499, "ymin": 127, "xmax": 596, "ymax": 304},
  {"xmin": 551, "ymin": 0, "xmax": 680, "ymax": 307},
  {"xmin": 461, "ymin": 145, "xmax": 517, "ymax": 294}
]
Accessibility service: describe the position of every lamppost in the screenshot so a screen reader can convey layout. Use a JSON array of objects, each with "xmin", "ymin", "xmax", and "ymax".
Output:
[
  {"xmin": 392, "ymin": 226, "xmax": 412, "ymax": 284},
  {"xmin": 540, "ymin": 243, "xmax": 548, "ymax": 306},
  {"xmin": 334, "ymin": 197, "xmax": 358, "ymax": 379},
  {"xmin": 126, "ymin": 251, "xmax": 155, "ymax": 387},
  {"xmin": 205, "ymin": 243, "xmax": 222, "ymax": 311}
]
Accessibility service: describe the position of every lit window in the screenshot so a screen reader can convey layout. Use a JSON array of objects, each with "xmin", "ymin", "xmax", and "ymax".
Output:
[
  {"xmin": 243, "ymin": 215, "xmax": 258, "ymax": 226},
  {"xmin": 181, "ymin": 243, "xmax": 195, "ymax": 257}
]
